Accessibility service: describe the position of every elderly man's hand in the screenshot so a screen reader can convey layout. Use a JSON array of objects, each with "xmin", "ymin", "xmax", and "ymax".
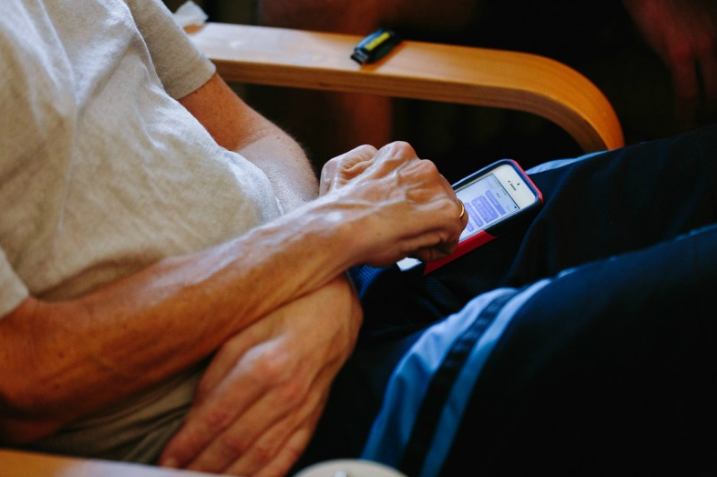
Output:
[
  {"xmin": 319, "ymin": 142, "xmax": 467, "ymax": 267},
  {"xmin": 622, "ymin": 0, "xmax": 717, "ymax": 128},
  {"xmin": 159, "ymin": 275, "xmax": 362, "ymax": 477}
]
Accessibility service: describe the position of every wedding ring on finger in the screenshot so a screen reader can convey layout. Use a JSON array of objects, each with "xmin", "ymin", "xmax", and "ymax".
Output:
[{"xmin": 458, "ymin": 200, "xmax": 465, "ymax": 220}]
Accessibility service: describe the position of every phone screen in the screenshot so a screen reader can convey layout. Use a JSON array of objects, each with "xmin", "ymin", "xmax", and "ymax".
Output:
[{"xmin": 456, "ymin": 172, "xmax": 521, "ymax": 241}]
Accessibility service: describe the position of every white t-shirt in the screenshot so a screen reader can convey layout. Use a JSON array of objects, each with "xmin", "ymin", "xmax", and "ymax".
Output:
[{"xmin": 0, "ymin": 0, "xmax": 281, "ymax": 461}]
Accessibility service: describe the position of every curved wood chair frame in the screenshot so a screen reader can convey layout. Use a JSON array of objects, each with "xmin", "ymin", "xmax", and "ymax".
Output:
[{"xmin": 188, "ymin": 23, "xmax": 624, "ymax": 153}]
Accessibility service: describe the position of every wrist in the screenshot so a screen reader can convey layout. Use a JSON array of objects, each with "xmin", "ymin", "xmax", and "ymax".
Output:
[{"xmin": 300, "ymin": 193, "xmax": 379, "ymax": 269}]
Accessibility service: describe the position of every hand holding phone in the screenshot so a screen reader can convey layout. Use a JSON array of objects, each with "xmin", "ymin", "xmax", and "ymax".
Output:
[{"xmin": 397, "ymin": 159, "xmax": 543, "ymax": 274}]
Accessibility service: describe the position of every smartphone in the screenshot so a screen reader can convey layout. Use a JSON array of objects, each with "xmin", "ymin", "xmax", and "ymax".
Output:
[{"xmin": 397, "ymin": 159, "xmax": 543, "ymax": 274}]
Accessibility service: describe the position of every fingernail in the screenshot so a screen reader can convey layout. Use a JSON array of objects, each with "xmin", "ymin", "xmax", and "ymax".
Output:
[{"xmin": 162, "ymin": 457, "xmax": 179, "ymax": 468}]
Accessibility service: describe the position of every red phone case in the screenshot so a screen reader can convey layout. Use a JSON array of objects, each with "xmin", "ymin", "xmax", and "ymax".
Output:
[{"xmin": 412, "ymin": 159, "xmax": 543, "ymax": 275}]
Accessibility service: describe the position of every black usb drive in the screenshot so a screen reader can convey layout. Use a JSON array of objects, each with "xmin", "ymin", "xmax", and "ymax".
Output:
[{"xmin": 351, "ymin": 28, "xmax": 402, "ymax": 64}]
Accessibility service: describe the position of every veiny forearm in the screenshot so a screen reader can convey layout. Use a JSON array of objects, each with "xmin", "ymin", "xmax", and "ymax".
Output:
[
  {"xmin": 0, "ymin": 136, "xmax": 464, "ymax": 446},
  {"xmin": 0, "ymin": 197, "xmax": 358, "ymax": 444}
]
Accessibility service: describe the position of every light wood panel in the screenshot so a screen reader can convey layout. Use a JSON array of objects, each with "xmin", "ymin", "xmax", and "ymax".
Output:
[{"xmin": 188, "ymin": 23, "xmax": 624, "ymax": 153}]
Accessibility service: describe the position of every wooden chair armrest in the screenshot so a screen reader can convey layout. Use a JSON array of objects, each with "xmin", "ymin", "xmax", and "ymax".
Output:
[
  {"xmin": 0, "ymin": 449, "xmax": 217, "ymax": 477},
  {"xmin": 188, "ymin": 23, "xmax": 624, "ymax": 153}
]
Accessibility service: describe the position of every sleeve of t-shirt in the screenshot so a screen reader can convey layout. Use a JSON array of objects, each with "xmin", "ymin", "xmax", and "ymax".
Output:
[
  {"xmin": 0, "ymin": 247, "xmax": 30, "ymax": 320},
  {"xmin": 127, "ymin": 0, "xmax": 217, "ymax": 99}
]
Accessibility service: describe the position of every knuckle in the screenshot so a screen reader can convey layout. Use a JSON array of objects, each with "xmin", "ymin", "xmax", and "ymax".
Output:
[
  {"xmin": 384, "ymin": 140, "xmax": 416, "ymax": 157},
  {"xmin": 253, "ymin": 353, "xmax": 290, "ymax": 385},
  {"xmin": 342, "ymin": 144, "xmax": 378, "ymax": 165},
  {"xmin": 322, "ymin": 157, "xmax": 341, "ymax": 175},
  {"xmin": 415, "ymin": 158, "xmax": 440, "ymax": 175},
  {"xmin": 276, "ymin": 378, "xmax": 305, "ymax": 403},
  {"xmin": 320, "ymin": 162, "xmax": 334, "ymax": 179},
  {"xmin": 204, "ymin": 406, "xmax": 234, "ymax": 430},
  {"xmin": 249, "ymin": 442, "xmax": 274, "ymax": 466},
  {"xmin": 401, "ymin": 159, "xmax": 439, "ymax": 186},
  {"xmin": 354, "ymin": 144, "xmax": 378, "ymax": 156},
  {"xmin": 218, "ymin": 431, "xmax": 251, "ymax": 457}
]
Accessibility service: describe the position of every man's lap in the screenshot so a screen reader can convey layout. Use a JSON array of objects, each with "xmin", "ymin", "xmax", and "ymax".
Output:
[{"xmin": 439, "ymin": 222, "xmax": 717, "ymax": 475}]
